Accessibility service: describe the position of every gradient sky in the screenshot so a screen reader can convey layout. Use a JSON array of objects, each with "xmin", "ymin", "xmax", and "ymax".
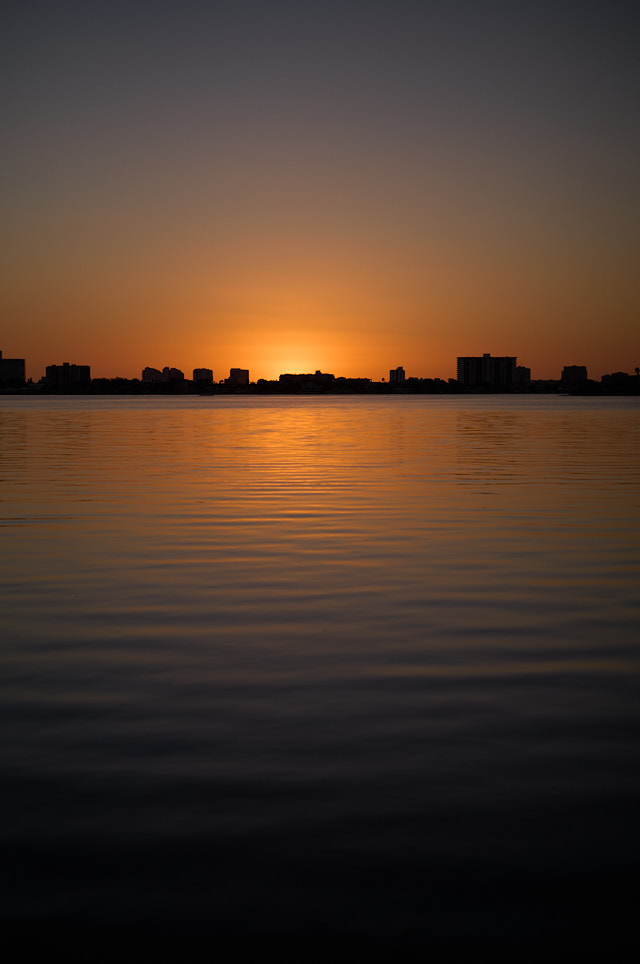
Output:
[{"xmin": 2, "ymin": 0, "xmax": 639, "ymax": 381}]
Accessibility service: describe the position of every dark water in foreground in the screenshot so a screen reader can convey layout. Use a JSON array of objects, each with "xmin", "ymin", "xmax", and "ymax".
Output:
[{"xmin": 2, "ymin": 395, "xmax": 639, "ymax": 948}]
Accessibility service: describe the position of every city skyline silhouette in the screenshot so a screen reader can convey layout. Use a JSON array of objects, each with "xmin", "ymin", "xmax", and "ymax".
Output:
[{"xmin": 3, "ymin": 346, "xmax": 639, "ymax": 395}]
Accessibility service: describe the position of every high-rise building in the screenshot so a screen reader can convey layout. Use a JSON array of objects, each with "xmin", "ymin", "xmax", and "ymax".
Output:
[
  {"xmin": 142, "ymin": 366, "xmax": 184, "ymax": 382},
  {"xmin": 227, "ymin": 368, "xmax": 249, "ymax": 387},
  {"xmin": 162, "ymin": 367, "xmax": 184, "ymax": 381},
  {"xmin": 193, "ymin": 368, "xmax": 214, "ymax": 384},
  {"xmin": 0, "ymin": 350, "xmax": 26, "ymax": 386},
  {"xmin": 45, "ymin": 362, "xmax": 91, "ymax": 389},
  {"xmin": 457, "ymin": 354, "xmax": 516, "ymax": 387},
  {"xmin": 389, "ymin": 366, "xmax": 405, "ymax": 384}
]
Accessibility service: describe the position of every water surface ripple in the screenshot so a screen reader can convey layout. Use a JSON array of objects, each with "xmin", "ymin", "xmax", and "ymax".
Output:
[{"xmin": 2, "ymin": 395, "xmax": 639, "ymax": 947}]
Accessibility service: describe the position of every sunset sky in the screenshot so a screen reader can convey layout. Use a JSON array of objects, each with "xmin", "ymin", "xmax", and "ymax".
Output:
[{"xmin": 2, "ymin": 1, "xmax": 639, "ymax": 382}]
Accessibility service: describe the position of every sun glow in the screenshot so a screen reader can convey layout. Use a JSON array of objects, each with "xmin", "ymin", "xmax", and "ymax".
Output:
[{"xmin": 249, "ymin": 331, "xmax": 334, "ymax": 381}]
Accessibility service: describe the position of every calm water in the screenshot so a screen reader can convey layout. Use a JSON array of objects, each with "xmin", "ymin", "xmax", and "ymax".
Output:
[{"xmin": 2, "ymin": 395, "xmax": 639, "ymax": 947}]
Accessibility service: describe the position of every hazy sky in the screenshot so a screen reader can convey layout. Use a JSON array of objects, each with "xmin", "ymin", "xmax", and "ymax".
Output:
[{"xmin": 2, "ymin": 1, "xmax": 639, "ymax": 381}]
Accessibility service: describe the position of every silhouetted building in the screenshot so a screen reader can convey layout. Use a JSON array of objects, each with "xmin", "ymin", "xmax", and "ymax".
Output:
[
  {"xmin": 457, "ymin": 354, "xmax": 516, "ymax": 388},
  {"xmin": 601, "ymin": 371, "xmax": 640, "ymax": 394},
  {"xmin": 162, "ymin": 367, "xmax": 184, "ymax": 382},
  {"xmin": 279, "ymin": 371, "xmax": 335, "ymax": 391},
  {"xmin": 193, "ymin": 368, "xmax": 213, "ymax": 384},
  {"xmin": 0, "ymin": 350, "xmax": 26, "ymax": 386},
  {"xmin": 561, "ymin": 365, "xmax": 588, "ymax": 385},
  {"xmin": 514, "ymin": 365, "xmax": 531, "ymax": 386},
  {"xmin": 227, "ymin": 368, "xmax": 249, "ymax": 387},
  {"xmin": 142, "ymin": 366, "xmax": 184, "ymax": 382},
  {"xmin": 45, "ymin": 362, "xmax": 91, "ymax": 390},
  {"xmin": 389, "ymin": 366, "xmax": 405, "ymax": 384}
]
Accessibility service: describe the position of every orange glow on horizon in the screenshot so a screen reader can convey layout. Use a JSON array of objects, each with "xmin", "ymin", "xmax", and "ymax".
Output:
[{"xmin": 2, "ymin": 5, "xmax": 639, "ymax": 386}]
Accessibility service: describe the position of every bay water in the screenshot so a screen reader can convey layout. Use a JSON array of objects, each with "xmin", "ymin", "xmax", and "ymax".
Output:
[{"xmin": 2, "ymin": 395, "xmax": 639, "ymax": 947}]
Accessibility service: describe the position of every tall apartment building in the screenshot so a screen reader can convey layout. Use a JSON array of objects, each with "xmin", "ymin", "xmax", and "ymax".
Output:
[
  {"xmin": 45, "ymin": 362, "xmax": 91, "ymax": 389},
  {"xmin": 193, "ymin": 368, "xmax": 214, "ymax": 384},
  {"xmin": 561, "ymin": 365, "xmax": 588, "ymax": 385},
  {"xmin": 161, "ymin": 367, "xmax": 184, "ymax": 381},
  {"xmin": 389, "ymin": 366, "xmax": 405, "ymax": 384},
  {"xmin": 0, "ymin": 350, "xmax": 26, "ymax": 386},
  {"xmin": 457, "ymin": 354, "xmax": 516, "ymax": 388},
  {"xmin": 142, "ymin": 366, "xmax": 184, "ymax": 382},
  {"xmin": 227, "ymin": 368, "xmax": 249, "ymax": 387}
]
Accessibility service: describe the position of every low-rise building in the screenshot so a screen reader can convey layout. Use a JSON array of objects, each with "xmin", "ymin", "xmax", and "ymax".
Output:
[
  {"xmin": 278, "ymin": 371, "xmax": 335, "ymax": 391},
  {"xmin": 514, "ymin": 365, "xmax": 531, "ymax": 386}
]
